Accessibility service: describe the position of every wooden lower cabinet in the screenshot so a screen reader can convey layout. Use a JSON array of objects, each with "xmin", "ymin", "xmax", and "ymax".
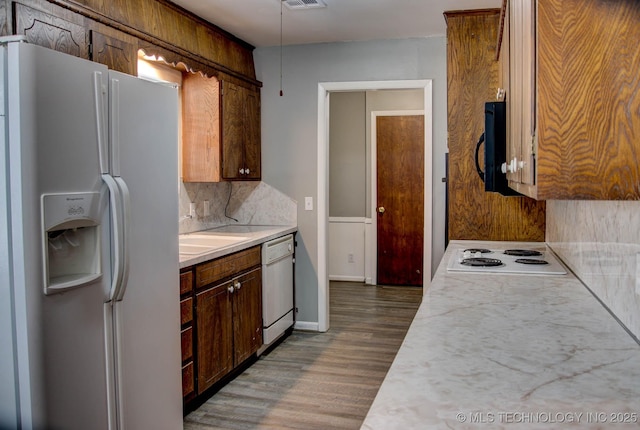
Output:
[
  {"xmin": 231, "ymin": 268, "xmax": 263, "ymax": 365},
  {"xmin": 195, "ymin": 282, "xmax": 233, "ymax": 394},
  {"xmin": 196, "ymin": 267, "xmax": 262, "ymax": 394},
  {"xmin": 179, "ymin": 270, "xmax": 195, "ymax": 401},
  {"xmin": 181, "ymin": 246, "xmax": 263, "ymax": 408}
]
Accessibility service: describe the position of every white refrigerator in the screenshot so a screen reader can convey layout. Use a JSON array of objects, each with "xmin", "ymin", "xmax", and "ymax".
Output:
[{"xmin": 0, "ymin": 37, "xmax": 183, "ymax": 429}]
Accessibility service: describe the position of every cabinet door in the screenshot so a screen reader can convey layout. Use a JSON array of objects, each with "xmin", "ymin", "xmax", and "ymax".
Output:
[
  {"xmin": 221, "ymin": 81, "xmax": 245, "ymax": 179},
  {"xmin": 243, "ymin": 88, "xmax": 261, "ymax": 179},
  {"xmin": 182, "ymin": 73, "xmax": 222, "ymax": 182},
  {"xmin": 507, "ymin": 0, "xmax": 522, "ymax": 184},
  {"xmin": 519, "ymin": 0, "xmax": 536, "ymax": 185},
  {"xmin": 14, "ymin": 2, "xmax": 89, "ymax": 59},
  {"xmin": 90, "ymin": 30, "xmax": 137, "ymax": 75},
  {"xmin": 506, "ymin": 0, "xmax": 536, "ymax": 187},
  {"xmin": 222, "ymin": 81, "xmax": 261, "ymax": 180},
  {"xmin": 232, "ymin": 268, "xmax": 263, "ymax": 365},
  {"xmin": 196, "ymin": 282, "xmax": 233, "ymax": 394}
]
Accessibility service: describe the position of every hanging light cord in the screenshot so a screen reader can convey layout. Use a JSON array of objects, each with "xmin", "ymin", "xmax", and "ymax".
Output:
[{"xmin": 279, "ymin": 0, "xmax": 283, "ymax": 96}]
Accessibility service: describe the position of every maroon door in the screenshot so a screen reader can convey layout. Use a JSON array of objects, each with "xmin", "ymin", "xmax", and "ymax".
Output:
[{"xmin": 376, "ymin": 115, "xmax": 424, "ymax": 286}]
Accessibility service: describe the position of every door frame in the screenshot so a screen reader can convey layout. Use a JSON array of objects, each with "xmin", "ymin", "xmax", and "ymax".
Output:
[
  {"xmin": 370, "ymin": 110, "xmax": 425, "ymax": 286},
  {"xmin": 317, "ymin": 80, "xmax": 433, "ymax": 332}
]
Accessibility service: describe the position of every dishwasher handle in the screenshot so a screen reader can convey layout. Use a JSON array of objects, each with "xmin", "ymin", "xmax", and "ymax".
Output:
[{"xmin": 262, "ymin": 234, "xmax": 294, "ymax": 265}]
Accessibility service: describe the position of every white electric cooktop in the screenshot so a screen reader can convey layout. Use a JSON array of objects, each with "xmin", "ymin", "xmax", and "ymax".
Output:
[{"xmin": 446, "ymin": 246, "xmax": 567, "ymax": 275}]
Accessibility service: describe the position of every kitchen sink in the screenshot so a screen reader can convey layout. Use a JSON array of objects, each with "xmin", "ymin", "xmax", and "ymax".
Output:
[{"xmin": 178, "ymin": 234, "xmax": 250, "ymax": 255}]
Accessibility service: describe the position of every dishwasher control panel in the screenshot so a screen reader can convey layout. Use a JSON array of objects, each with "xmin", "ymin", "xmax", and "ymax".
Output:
[{"xmin": 262, "ymin": 234, "xmax": 294, "ymax": 265}]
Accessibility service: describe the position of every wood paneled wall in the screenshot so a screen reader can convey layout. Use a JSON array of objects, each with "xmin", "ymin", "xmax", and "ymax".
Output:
[
  {"xmin": 445, "ymin": 9, "xmax": 545, "ymax": 241},
  {"xmin": 0, "ymin": 0, "xmax": 259, "ymax": 85}
]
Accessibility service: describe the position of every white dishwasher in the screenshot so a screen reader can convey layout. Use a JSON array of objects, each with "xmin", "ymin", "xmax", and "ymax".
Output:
[{"xmin": 261, "ymin": 234, "xmax": 295, "ymax": 350}]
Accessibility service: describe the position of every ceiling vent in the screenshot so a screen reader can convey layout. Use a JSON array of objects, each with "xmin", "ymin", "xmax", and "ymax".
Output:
[{"xmin": 282, "ymin": 0, "xmax": 326, "ymax": 10}]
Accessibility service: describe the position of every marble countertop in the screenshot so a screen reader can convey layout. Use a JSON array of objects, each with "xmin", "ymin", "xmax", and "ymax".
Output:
[
  {"xmin": 179, "ymin": 224, "xmax": 297, "ymax": 269},
  {"xmin": 361, "ymin": 240, "xmax": 640, "ymax": 429}
]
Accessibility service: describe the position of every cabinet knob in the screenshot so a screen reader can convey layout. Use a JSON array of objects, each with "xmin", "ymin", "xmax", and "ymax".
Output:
[
  {"xmin": 245, "ymin": 168, "xmax": 250, "ymax": 175},
  {"xmin": 239, "ymin": 168, "xmax": 245, "ymax": 174},
  {"xmin": 234, "ymin": 280, "xmax": 241, "ymax": 290},
  {"xmin": 228, "ymin": 285, "xmax": 235, "ymax": 293},
  {"xmin": 502, "ymin": 157, "xmax": 521, "ymax": 174}
]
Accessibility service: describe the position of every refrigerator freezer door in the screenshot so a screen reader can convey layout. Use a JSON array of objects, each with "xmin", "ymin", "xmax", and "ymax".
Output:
[
  {"xmin": 5, "ymin": 41, "xmax": 113, "ymax": 429},
  {"xmin": 107, "ymin": 71, "xmax": 182, "ymax": 430},
  {"xmin": 0, "ymin": 43, "xmax": 20, "ymax": 430}
]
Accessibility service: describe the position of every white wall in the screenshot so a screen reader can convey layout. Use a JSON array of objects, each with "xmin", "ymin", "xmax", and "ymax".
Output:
[
  {"xmin": 254, "ymin": 37, "xmax": 447, "ymax": 325},
  {"xmin": 328, "ymin": 217, "xmax": 366, "ymax": 282}
]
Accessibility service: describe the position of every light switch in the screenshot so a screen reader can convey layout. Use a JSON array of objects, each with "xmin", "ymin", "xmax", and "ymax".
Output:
[{"xmin": 305, "ymin": 197, "xmax": 313, "ymax": 211}]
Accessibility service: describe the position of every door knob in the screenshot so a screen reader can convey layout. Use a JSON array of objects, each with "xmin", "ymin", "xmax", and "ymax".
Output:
[{"xmin": 378, "ymin": 206, "xmax": 385, "ymax": 214}]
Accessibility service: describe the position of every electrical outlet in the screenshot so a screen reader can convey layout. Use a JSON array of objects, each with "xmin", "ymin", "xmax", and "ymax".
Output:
[
  {"xmin": 203, "ymin": 200, "xmax": 210, "ymax": 217},
  {"xmin": 348, "ymin": 253, "xmax": 354, "ymax": 263},
  {"xmin": 189, "ymin": 202, "xmax": 196, "ymax": 218},
  {"xmin": 305, "ymin": 197, "xmax": 313, "ymax": 211}
]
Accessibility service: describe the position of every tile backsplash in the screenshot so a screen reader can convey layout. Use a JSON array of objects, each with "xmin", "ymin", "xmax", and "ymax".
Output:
[
  {"xmin": 179, "ymin": 181, "xmax": 297, "ymax": 234},
  {"xmin": 546, "ymin": 200, "xmax": 640, "ymax": 340}
]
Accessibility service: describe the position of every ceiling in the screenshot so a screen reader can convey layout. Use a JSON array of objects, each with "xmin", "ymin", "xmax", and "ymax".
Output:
[{"xmin": 169, "ymin": 0, "xmax": 502, "ymax": 48}]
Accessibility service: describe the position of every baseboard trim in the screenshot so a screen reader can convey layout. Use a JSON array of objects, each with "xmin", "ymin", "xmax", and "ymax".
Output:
[
  {"xmin": 294, "ymin": 321, "xmax": 320, "ymax": 332},
  {"xmin": 329, "ymin": 275, "xmax": 366, "ymax": 282}
]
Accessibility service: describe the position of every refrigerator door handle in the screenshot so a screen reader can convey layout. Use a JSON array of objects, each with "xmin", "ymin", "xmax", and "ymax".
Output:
[
  {"xmin": 93, "ymin": 71, "xmax": 109, "ymax": 174},
  {"xmin": 102, "ymin": 174, "xmax": 124, "ymax": 302},
  {"xmin": 112, "ymin": 177, "xmax": 130, "ymax": 302},
  {"xmin": 109, "ymin": 78, "xmax": 121, "ymax": 177},
  {"xmin": 103, "ymin": 303, "xmax": 117, "ymax": 430}
]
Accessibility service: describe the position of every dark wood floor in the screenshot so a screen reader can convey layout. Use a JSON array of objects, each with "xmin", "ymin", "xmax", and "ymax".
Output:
[{"xmin": 184, "ymin": 281, "xmax": 422, "ymax": 430}]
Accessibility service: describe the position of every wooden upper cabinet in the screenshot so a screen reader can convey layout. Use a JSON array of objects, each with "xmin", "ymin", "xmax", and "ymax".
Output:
[
  {"xmin": 222, "ymin": 81, "xmax": 261, "ymax": 180},
  {"xmin": 182, "ymin": 77, "xmax": 261, "ymax": 182},
  {"xmin": 13, "ymin": 2, "xmax": 88, "ymax": 58},
  {"xmin": 182, "ymin": 72, "xmax": 222, "ymax": 182},
  {"xmin": 90, "ymin": 30, "xmax": 137, "ymax": 75},
  {"xmin": 503, "ymin": 0, "xmax": 640, "ymax": 200}
]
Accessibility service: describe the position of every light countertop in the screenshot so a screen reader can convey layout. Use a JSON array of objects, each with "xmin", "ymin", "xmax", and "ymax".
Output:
[
  {"xmin": 361, "ymin": 240, "xmax": 640, "ymax": 429},
  {"xmin": 179, "ymin": 224, "xmax": 297, "ymax": 269}
]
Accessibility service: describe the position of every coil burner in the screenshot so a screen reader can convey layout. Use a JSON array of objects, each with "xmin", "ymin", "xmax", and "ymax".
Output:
[
  {"xmin": 460, "ymin": 257, "xmax": 503, "ymax": 267},
  {"xmin": 463, "ymin": 248, "xmax": 492, "ymax": 254},
  {"xmin": 515, "ymin": 258, "xmax": 549, "ymax": 265},
  {"xmin": 503, "ymin": 249, "xmax": 543, "ymax": 257}
]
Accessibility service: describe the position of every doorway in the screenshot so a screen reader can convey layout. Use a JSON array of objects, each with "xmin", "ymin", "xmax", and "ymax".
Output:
[
  {"xmin": 317, "ymin": 80, "xmax": 433, "ymax": 332},
  {"xmin": 374, "ymin": 113, "xmax": 424, "ymax": 286}
]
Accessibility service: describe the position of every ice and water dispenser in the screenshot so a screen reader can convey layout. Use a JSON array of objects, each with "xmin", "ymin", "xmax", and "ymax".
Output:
[{"xmin": 41, "ymin": 192, "xmax": 102, "ymax": 295}]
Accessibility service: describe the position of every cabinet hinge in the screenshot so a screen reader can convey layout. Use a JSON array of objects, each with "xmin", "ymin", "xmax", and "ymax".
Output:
[{"xmin": 88, "ymin": 43, "xmax": 93, "ymax": 57}]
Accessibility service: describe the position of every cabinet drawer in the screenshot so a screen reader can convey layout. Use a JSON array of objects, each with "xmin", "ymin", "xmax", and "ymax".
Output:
[
  {"xmin": 196, "ymin": 246, "xmax": 261, "ymax": 288},
  {"xmin": 182, "ymin": 361, "xmax": 194, "ymax": 398},
  {"xmin": 181, "ymin": 326, "xmax": 193, "ymax": 363},
  {"xmin": 180, "ymin": 297, "xmax": 193, "ymax": 325},
  {"xmin": 180, "ymin": 270, "xmax": 194, "ymax": 296}
]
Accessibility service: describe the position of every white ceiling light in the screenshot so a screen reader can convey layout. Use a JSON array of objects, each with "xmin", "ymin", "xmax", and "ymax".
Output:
[{"xmin": 282, "ymin": 0, "xmax": 326, "ymax": 10}]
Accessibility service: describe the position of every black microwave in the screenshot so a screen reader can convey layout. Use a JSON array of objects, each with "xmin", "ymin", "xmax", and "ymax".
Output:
[{"xmin": 474, "ymin": 101, "xmax": 520, "ymax": 196}]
